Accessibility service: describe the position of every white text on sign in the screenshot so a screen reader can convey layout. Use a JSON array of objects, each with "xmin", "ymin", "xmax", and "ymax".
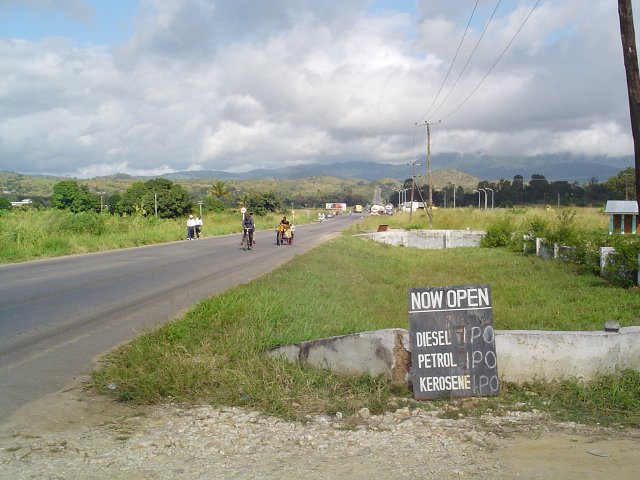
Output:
[
  {"xmin": 417, "ymin": 352, "xmax": 458, "ymax": 368},
  {"xmin": 419, "ymin": 375, "xmax": 471, "ymax": 392},
  {"xmin": 410, "ymin": 286, "xmax": 490, "ymax": 311},
  {"xmin": 415, "ymin": 330, "xmax": 451, "ymax": 347}
]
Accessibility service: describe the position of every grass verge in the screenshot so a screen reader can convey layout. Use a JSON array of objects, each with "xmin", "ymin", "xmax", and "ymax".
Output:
[
  {"xmin": 0, "ymin": 209, "xmax": 317, "ymax": 264},
  {"xmin": 93, "ymin": 235, "xmax": 640, "ymax": 427}
]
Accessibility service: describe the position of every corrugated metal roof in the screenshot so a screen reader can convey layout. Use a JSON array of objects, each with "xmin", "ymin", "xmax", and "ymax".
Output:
[{"xmin": 604, "ymin": 200, "xmax": 639, "ymax": 214}]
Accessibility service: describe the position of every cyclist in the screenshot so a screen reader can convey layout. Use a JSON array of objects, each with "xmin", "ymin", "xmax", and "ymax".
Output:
[{"xmin": 241, "ymin": 212, "xmax": 255, "ymax": 250}]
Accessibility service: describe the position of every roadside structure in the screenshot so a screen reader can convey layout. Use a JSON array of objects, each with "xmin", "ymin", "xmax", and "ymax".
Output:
[{"xmin": 604, "ymin": 200, "xmax": 639, "ymax": 234}]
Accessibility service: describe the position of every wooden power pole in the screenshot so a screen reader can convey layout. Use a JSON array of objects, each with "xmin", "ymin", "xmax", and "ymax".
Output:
[
  {"xmin": 416, "ymin": 121, "xmax": 439, "ymax": 228},
  {"xmin": 618, "ymin": 0, "xmax": 640, "ymax": 206}
]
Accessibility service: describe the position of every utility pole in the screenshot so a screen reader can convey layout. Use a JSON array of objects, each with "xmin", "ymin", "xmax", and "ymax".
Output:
[
  {"xmin": 407, "ymin": 161, "xmax": 422, "ymax": 222},
  {"xmin": 618, "ymin": 0, "xmax": 640, "ymax": 207},
  {"xmin": 416, "ymin": 121, "xmax": 439, "ymax": 228},
  {"xmin": 98, "ymin": 191, "xmax": 105, "ymax": 214}
]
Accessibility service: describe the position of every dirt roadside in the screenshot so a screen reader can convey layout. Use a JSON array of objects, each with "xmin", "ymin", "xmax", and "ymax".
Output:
[{"xmin": 1, "ymin": 378, "xmax": 639, "ymax": 480}]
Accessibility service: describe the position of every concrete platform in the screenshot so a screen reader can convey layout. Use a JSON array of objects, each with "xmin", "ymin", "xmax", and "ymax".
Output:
[
  {"xmin": 359, "ymin": 229, "xmax": 485, "ymax": 249},
  {"xmin": 266, "ymin": 327, "xmax": 640, "ymax": 384}
]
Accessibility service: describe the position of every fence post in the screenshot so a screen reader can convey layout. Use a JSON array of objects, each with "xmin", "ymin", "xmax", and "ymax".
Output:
[{"xmin": 600, "ymin": 246, "xmax": 616, "ymax": 276}]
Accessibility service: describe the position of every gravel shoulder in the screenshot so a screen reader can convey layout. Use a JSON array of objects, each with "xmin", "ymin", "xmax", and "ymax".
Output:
[{"xmin": 1, "ymin": 377, "xmax": 639, "ymax": 480}]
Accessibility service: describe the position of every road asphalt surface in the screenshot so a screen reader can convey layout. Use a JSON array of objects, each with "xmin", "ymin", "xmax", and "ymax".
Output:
[{"xmin": 0, "ymin": 214, "xmax": 361, "ymax": 421}]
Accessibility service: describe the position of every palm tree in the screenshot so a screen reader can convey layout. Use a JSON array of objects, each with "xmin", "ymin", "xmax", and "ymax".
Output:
[{"xmin": 209, "ymin": 180, "xmax": 229, "ymax": 200}]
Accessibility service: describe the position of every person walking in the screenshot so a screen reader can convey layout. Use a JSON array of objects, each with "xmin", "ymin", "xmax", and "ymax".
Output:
[
  {"xmin": 195, "ymin": 216, "xmax": 203, "ymax": 239},
  {"xmin": 186, "ymin": 214, "xmax": 196, "ymax": 240}
]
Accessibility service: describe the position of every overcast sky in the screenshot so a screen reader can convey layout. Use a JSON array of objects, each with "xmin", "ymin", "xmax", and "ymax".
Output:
[{"xmin": 0, "ymin": 0, "xmax": 638, "ymax": 178}]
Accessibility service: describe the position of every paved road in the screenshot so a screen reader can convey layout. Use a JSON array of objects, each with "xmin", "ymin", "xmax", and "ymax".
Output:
[{"xmin": 0, "ymin": 215, "xmax": 361, "ymax": 421}]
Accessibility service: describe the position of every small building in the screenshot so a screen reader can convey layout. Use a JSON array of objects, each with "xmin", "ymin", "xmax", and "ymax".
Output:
[
  {"xmin": 604, "ymin": 200, "xmax": 639, "ymax": 235},
  {"xmin": 402, "ymin": 201, "xmax": 425, "ymax": 212},
  {"xmin": 10, "ymin": 199, "xmax": 32, "ymax": 207}
]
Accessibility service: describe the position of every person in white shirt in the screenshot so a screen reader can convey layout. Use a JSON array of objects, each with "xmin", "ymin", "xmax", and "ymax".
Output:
[
  {"xmin": 195, "ymin": 216, "xmax": 203, "ymax": 239},
  {"xmin": 186, "ymin": 214, "xmax": 196, "ymax": 240}
]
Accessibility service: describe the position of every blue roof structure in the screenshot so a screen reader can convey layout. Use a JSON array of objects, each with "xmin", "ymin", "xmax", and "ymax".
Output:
[{"xmin": 604, "ymin": 200, "xmax": 638, "ymax": 215}]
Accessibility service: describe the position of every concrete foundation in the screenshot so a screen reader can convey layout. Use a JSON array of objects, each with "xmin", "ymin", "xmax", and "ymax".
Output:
[
  {"xmin": 360, "ymin": 229, "xmax": 485, "ymax": 249},
  {"xmin": 266, "ymin": 327, "xmax": 640, "ymax": 385}
]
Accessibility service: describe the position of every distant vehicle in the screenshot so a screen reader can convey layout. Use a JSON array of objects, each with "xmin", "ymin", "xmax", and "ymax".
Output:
[
  {"xmin": 353, "ymin": 204, "xmax": 363, "ymax": 213},
  {"xmin": 370, "ymin": 204, "xmax": 383, "ymax": 215}
]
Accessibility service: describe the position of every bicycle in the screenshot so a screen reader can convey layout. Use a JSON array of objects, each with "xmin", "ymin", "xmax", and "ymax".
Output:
[{"xmin": 241, "ymin": 227, "xmax": 254, "ymax": 250}]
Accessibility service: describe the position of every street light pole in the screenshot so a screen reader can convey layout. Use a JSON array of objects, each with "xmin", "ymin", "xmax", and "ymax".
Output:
[
  {"xmin": 393, "ymin": 189, "xmax": 402, "ymax": 211},
  {"xmin": 477, "ymin": 188, "xmax": 484, "ymax": 210},
  {"xmin": 485, "ymin": 187, "xmax": 494, "ymax": 210}
]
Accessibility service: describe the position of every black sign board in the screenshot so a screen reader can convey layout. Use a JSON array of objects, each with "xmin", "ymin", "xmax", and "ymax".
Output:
[{"xmin": 408, "ymin": 284, "xmax": 499, "ymax": 400}]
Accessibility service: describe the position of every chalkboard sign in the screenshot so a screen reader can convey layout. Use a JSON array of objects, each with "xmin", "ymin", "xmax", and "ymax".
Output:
[{"xmin": 408, "ymin": 284, "xmax": 499, "ymax": 400}]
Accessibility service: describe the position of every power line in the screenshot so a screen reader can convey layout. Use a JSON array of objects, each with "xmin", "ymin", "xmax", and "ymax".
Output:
[
  {"xmin": 439, "ymin": 0, "xmax": 542, "ymax": 122},
  {"xmin": 429, "ymin": 0, "xmax": 503, "ymax": 121},
  {"xmin": 417, "ymin": 0, "xmax": 480, "ymax": 123}
]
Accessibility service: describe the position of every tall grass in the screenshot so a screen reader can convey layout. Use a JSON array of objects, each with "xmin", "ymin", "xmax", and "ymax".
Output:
[
  {"xmin": 93, "ymin": 235, "xmax": 640, "ymax": 426},
  {"xmin": 348, "ymin": 206, "xmax": 608, "ymax": 234},
  {"xmin": 0, "ymin": 209, "xmax": 317, "ymax": 263}
]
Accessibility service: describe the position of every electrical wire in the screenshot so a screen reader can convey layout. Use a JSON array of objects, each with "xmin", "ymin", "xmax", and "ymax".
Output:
[
  {"xmin": 439, "ymin": 0, "xmax": 542, "ymax": 122},
  {"xmin": 429, "ymin": 0, "xmax": 503, "ymax": 121},
  {"xmin": 417, "ymin": 0, "xmax": 480, "ymax": 123}
]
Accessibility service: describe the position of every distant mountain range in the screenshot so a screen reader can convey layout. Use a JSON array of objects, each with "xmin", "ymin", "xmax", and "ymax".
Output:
[{"xmin": 162, "ymin": 154, "xmax": 632, "ymax": 183}]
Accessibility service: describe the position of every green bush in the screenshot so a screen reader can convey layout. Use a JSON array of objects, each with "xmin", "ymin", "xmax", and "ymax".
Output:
[
  {"xmin": 480, "ymin": 210, "xmax": 639, "ymax": 288},
  {"xmin": 481, "ymin": 216, "xmax": 516, "ymax": 248},
  {"xmin": 58, "ymin": 211, "xmax": 106, "ymax": 235},
  {"xmin": 565, "ymin": 231, "xmax": 606, "ymax": 275},
  {"xmin": 545, "ymin": 210, "xmax": 580, "ymax": 245},
  {"xmin": 523, "ymin": 215, "xmax": 549, "ymax": 253},
  {"xmin": 604, "ymin": 235, "xmax": 640, "ymax": 287}
]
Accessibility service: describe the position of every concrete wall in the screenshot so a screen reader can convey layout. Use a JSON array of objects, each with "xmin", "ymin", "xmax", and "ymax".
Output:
[
  {"xmin": 496, "ymin": 327, "xmax": 640, "ymax": 382},
  {"xmin": 361, "ymin": 229, "xmax": 485, "ymax": 249},
  {"xmin": 266, "ymin": 327, "xmax": 640, "ymax": 385},
  {"xmin": 266, "ymin": 329, "xmax": 410, "ymax": 385}
]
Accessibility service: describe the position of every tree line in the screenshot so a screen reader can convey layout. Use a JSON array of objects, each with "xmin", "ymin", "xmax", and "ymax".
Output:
[
  {"xmin": 392, "ymin": 167, "xmax": 636, "ymax": 208},
  {"xmin": 0, "ymin": 167, "xmax": 635, "ymax": 217},
  {"xmin": 38, "ymin": 178, "xmax": 291, "ymax": 219},
  {"xmin": 0, "ymin": 176, "xmax": 373, "ymax": 218}
]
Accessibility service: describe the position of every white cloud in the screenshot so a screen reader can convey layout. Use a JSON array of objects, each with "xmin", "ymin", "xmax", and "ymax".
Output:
[{"xmin": 0, "ymin": 0, "xmax": 638, "ymax": 177}]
